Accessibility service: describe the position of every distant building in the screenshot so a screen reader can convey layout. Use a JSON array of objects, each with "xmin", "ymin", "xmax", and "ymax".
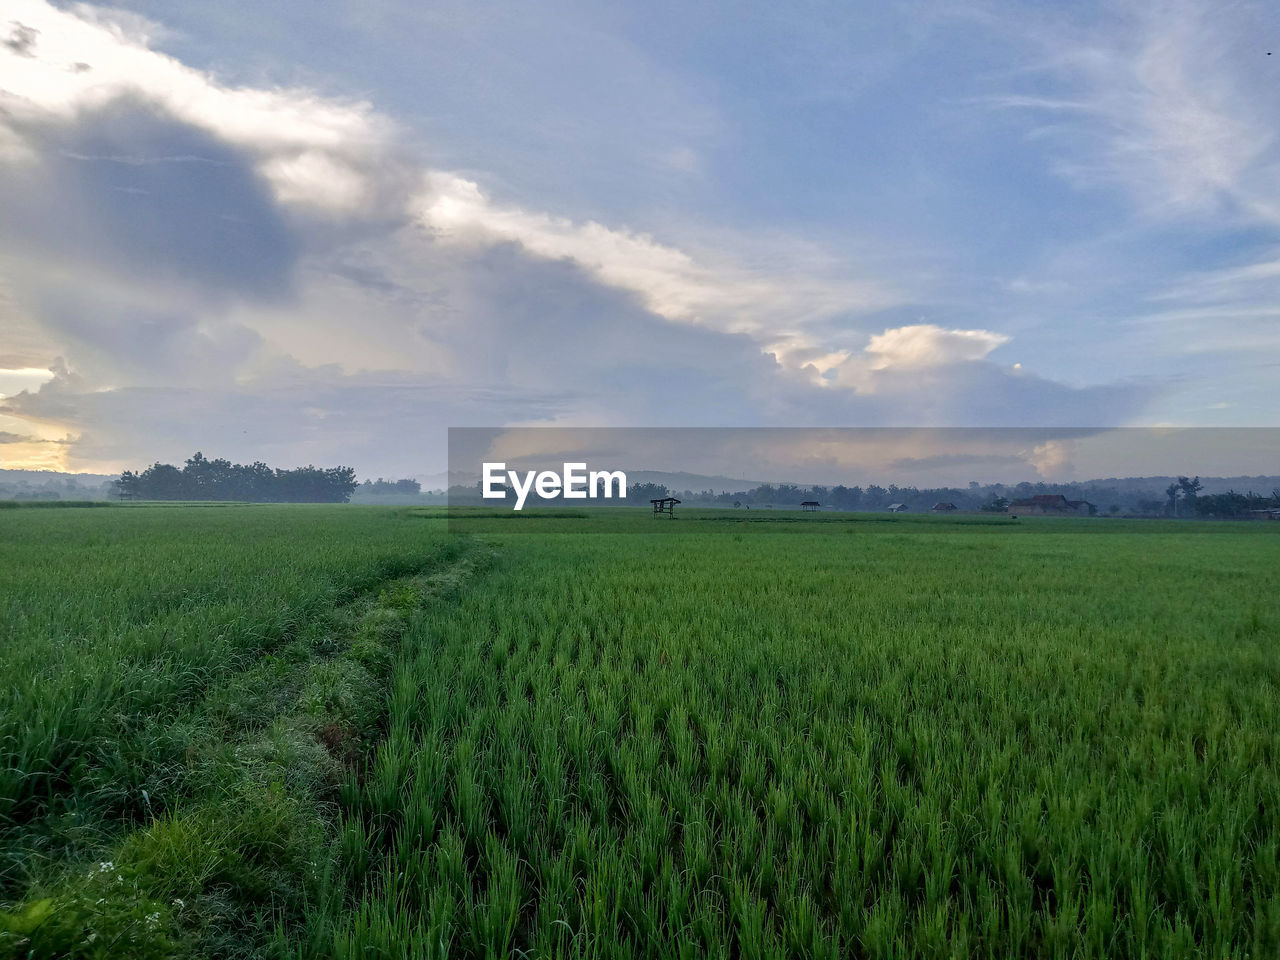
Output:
[
  {"xmin": 886, "ymin": 503, "xmax": 908, "ymax": 512},
  {"xmin": 800, "ymin": 500, "xmax": 820, "ymax": 512},
  {"xmin": 1007, "ymin": 494, "xmax": 1094, "ymax": 516},
  {"xmin": 932, "ymin": 502, "xmax": 957, "ymax": 512}
]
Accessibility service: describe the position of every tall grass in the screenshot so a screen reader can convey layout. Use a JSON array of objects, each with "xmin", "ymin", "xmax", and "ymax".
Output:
[
  {"xmin": 2, "ymin": 506, "xmax": 1276, "ymax": 957},
  {"xmin": 303, "ymin": 521, "xmax": 1280, "ymax": 958},
  {"xmin": 0, "ymin": 506, "xmax": 451, "ymax": 889}
]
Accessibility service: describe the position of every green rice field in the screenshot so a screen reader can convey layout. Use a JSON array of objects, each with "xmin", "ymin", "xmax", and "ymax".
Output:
[{"xmin": 1, "ymin": 505, "xmax": 1277, "ymax": 958}]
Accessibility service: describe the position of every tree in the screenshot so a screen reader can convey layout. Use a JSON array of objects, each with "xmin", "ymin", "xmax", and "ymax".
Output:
[
  {"xmin": 361, "ymin": 478, "xmax": 422, "ymax": 496},
  {"xmin": 1165, "ymin": 482, "xmax": 1180, "ymax": 517},
  {"xmin": 626, "ymin": 482, "xmax": 669, "ymax": 506},
  {"xmin": 1176, "ymin": 476, "xmax": 1202, "ymax": 516},
  {"xmin": 114, "ymin": 454, "xmax": 359, "ymax": 502},
  {"xmin": 114, "ymin": 471, "xmax": 140, "ymax": 500}
]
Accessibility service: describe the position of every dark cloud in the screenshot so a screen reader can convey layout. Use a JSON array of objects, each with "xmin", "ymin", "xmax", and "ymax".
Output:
[
  {"xmin": 4, "ymin": 22, "xmax": 38, "ymax": 57},
  {"xmin": 3, "ymin": 362, "xmax": 579, "ymax": 475},
  {"xmin": 0, "ymin": 99, "xmax": 301, "ymax": 301},
  {"xmin": 418, "ymin": 242, "xmax": 786, "ymax": 425},
  {"xmin": 0, "ymin": 208, "xmax": 1159, "ymax": 476},
  {"xmin": 9, "ymin": 295, "xmax": 265, "ymax": 388},
  {"xmin": 0, "ymin": 86, "xmax": 1156, "ymax": 477},
  {"xmin": 768, "ymin": 363, "xmax": 1154, "ymax": 428}
]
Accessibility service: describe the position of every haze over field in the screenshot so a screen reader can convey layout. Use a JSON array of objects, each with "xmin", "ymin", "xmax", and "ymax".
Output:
[{"xmin": 2, "ymin": 0, "xmax": 1279, "ymax": 477}]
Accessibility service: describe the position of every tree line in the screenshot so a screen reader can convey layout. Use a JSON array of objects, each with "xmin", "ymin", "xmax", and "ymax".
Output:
[
  {"xmin": 1187, "ymin": 488, "xmax": 1280, "ymax": 519},
  {"xmin": 115, "ymin": 453, "xmax": 358, "ymax": 502},
  {"xmin": 1137, "ymin": 476, "xmax": 1280, "ymax": 518},
  {"xmin": 360, "ymin": 478, "xmax": 422, "ymax": 495},
  {"xmin": 447, "ymin": 474, "xmax": 1280, "ymax": 517}
]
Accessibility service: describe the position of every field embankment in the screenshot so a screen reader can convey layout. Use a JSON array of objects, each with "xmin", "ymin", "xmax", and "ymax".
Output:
[{"xmin": 0, "ymin": 505, "xmax": 488, "ymax": 957}]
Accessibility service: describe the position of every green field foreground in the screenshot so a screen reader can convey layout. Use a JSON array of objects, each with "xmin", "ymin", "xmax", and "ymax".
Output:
[{"xmin": 1, "ymin": 506, "xmax": 1278, "ymax": 958}]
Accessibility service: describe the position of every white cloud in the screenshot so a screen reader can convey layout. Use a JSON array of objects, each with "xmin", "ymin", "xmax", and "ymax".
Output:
[
  {"xmin": 0, "ymin": 0, "xmax": 1157, "ymax": 473},
  {"xmin": 259, "ymin": 150, "xmax": 375, "ymax": 213},
  {"xmin": 864, "ymin": 324, "xmax": 1009, "ymax": 370},
  {"xmin": 0, "ymin": 366, "xmax": 55, "ymax": 398},
  {"xmin": 1, "ymin": 0, "xmax": 390, "ymax": 215},
  {"xmin": 809, "ymin": 324, "xmax": 1012, "ymax": 394},
  {"xmin": 416, "ymin": 172, "xmax": 893, "ymax": 345},
  {"xmin": 1025, "ymin": 439, "xmax": 1073, "ymax": 478},
  {"xmin": 985, "ymin": 1, "xmax": 1280, "ymax": 224},
  {"xmin": 1151, "ymin": 250, "xmax": 1280, "ymax": 305},
  {"xmin": 3, "ymin": 0, "xmax": 898, "ymax": 359}
]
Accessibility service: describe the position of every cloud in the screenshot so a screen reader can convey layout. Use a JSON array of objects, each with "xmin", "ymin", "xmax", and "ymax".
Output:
[
  {"xmin": 1, "ymin": 248, "xmax": 1151, "ymax": 473},
  {"xmin": 1026, "ymin": 439, "xmax": 1073, "ymax": 478},
  {"xmin": 0, "ymin": 358, "xmax": 584, "ymax": 474},
  {"xmin": 0, "ymin": 0, "xmax": 399, "ymax": 215},
  {"xmin": 0, "ymin": 100, "xmax": 302, "ymax": 301},
  {"xmin": 864, "ymin": 324, "xmax": 1009, "ymax": 370},
  {"xmin": 983, "ymin": 0, "xmax": 1280, "ymax": 224},
  {"xmin": 416, "ymin": 172, "xmax": 894, "ymax": 346},
  {"xmin": 4, "ymin": 21, "xmax": 38, "ymax": 58},
  {"xmin": 0, "ymin": 0, "xmax": 1159, "ymax": 474},
  {"xmin": 2, "ymin": 1, "xmax": 894, "ymax": 355},
  {"xmin": 0, "ymin": 365, "xmax": 55, "ymax": 398},
  {"xmin": 804, "ymin": 323, "xmax": 1015, "ymax": 396}
]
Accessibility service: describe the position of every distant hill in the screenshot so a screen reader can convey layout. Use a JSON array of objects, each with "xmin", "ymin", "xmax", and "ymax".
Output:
[
  {"xmin": 0, "ymin": 469, "xmax": 117, "ymax": 501},
  {"xmin": 443, "ymin": 468, "xmax": 770, "ymax": 493},
  {"xmin": 621, "ymin": 470, "xmax": 770, "ymax": 493},
  {"xmin": 0, "ymin": 469, "xmax": 117, "ymax": 484}
]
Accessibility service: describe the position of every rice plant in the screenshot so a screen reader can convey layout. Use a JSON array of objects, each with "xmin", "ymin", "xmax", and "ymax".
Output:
[
  {"xmin": 2, "ymin": 505, "xmax": 1277, "ymax": 958},
  {"xmin": 303, "ymin": 519, "xmax": 1280, "ymax": 959}
]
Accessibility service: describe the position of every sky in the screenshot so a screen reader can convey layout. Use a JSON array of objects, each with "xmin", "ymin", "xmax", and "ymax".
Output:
[{"xmin": 1, "ymin": 0, "xmax": 1278, "ymax": 479}]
